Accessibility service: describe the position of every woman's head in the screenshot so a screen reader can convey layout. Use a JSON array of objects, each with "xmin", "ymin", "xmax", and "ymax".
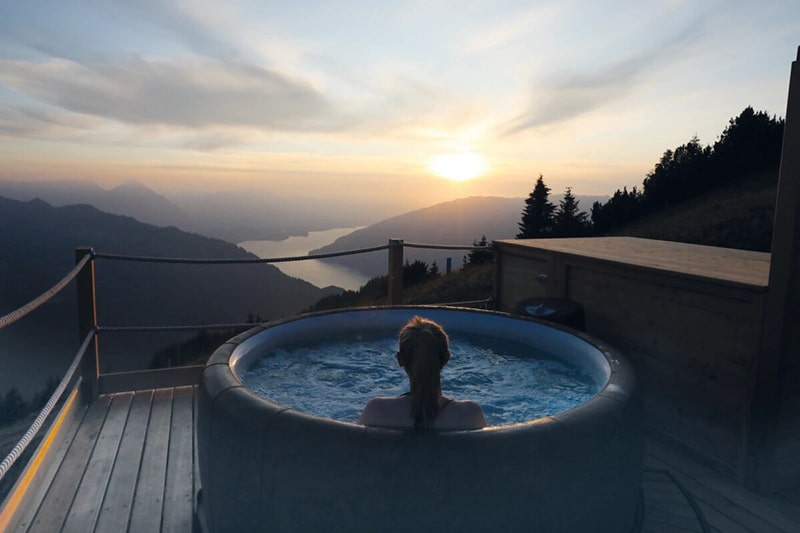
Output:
[{"xmin": 397, "ymin": 316, "xmax": 451, "ymax": 428}]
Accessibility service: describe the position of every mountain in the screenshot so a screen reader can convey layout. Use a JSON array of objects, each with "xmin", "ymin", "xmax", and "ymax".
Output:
[
  {"xmin": 168, "ymin": 189, "xmax": 384, "ymax": 243},
  {"xmin": 612, "ymin": 172, "xmax": 777, "ymax": 251},
  {"xmin": 0, "ymin": 179, "xmax": 383, "ymax": 243},
  {"xmin": 311, "ymin": 196, "xmax": 520, "ymax": 277},
  {"xmin": 310, "ymin": 194, "xmax": 608, "ymax": 278},
  {"xmin": 0, "ymin": 179, "xmax": 195, "ymax": 231},
  {"xmin": 0, "ymin": 196, "xmax": 330, "ymax": 398}
]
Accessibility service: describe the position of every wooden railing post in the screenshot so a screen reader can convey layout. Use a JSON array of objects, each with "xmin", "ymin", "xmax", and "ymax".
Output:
[
  {"xmin": 491, "ymin": 241, "xmax": 501, "ymax": 311},
  {"xmin": 388, "ymin": 239, "xmax": 404, "ymax": 305},
  {"xmin": 75, "ymin": 247, "xmax": 99, "ymax": 403}
]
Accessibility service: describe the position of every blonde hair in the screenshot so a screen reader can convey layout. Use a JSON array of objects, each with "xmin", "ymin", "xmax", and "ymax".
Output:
[{"xmin": 398, "ymin": 316, "xmax": 451, "ymax": 428}]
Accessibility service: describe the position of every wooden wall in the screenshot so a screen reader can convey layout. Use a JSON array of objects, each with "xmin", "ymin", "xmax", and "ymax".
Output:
[
  {"xmin": 750, "ymin": 46, "xmax": 800, "ymax": 492},
  {"xmin": 495, "ymin": 238, "xmax": 769, "ymax": 484}
]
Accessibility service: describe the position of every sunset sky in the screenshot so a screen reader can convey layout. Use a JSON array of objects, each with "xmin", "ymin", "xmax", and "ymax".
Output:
[{"xmin": 0, "ymin": 0, "xmax": 798, "ymax": 209}]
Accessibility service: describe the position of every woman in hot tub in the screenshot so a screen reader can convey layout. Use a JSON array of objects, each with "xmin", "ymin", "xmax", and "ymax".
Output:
[{"xmin": 358, "ymin": 316, "xmax": 486, "ymax": 430}]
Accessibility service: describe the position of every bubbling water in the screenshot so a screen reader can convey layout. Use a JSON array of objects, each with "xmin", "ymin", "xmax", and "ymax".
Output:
[{"xmin": 240, "ymin": 331, "xmax": 598, "ymax": 426}]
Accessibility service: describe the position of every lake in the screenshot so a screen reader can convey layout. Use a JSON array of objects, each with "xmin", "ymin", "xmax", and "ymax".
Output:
[{"xmin": 239, "ymin": 227, "xmax": 370, "ymax": 291}]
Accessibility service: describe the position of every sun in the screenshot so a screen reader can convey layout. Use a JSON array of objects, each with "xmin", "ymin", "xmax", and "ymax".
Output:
[{"xmin": 427, "ymin": 152, "xmax": 487, "ymax": 182}]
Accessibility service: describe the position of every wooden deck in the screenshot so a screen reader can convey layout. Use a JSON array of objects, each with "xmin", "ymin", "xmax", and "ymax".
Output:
[
  {"xmin": 10, "ymin": 387, "xmax": 196, "ymax": 533},
  {"xmin": 8, "ymin": 388, "xmax": 800, "ymax": 532}
]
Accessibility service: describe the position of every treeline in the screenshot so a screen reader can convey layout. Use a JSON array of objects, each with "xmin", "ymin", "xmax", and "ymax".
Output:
[
  {"xmin": 518, "ymin": 107, "xmax": 784, "ymax": 238},
  {"xmin": 307, "ymin": 244, "xmax": 493, "ymax": 313},
  {"xmin": 0, "ymin": 378, "xmax": 58, "ymax": 428}
]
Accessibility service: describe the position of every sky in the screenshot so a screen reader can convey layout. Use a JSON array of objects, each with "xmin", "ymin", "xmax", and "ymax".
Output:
[{"xmin": 0, "ymin": 0, "xmax": 798, "ymax": 209}]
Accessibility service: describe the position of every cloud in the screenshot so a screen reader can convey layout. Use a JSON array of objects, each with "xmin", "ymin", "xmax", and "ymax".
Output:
[
  {"xmin": 0, "ymin": 57, "xmax": 351, "ymax": 132},
  {"xmin": 180, "ymin": 131, "xmax": 246, "ymax": 151},
  {"xmin": 500, "ymin": 13, "xmax": 707, "ymax": 136},
  {"xmin": 97, "ymin": 0, "xmax": 244, "ymax": 60},
  {"xmin": 464, "ymin": 3, "xmax": 561, "ymax": 54},
  {"xmin": 0, "ymin": 106, "xmax": 99, "ymax": 137}
]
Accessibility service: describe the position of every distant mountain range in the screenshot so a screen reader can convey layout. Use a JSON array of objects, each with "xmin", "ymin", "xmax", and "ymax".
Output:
[
  {"xmin": 311, "ymin": 194, "xmax": 608, "ymax": 277},
  {"xmin": 0, "ymin": 179, "xmax": 194, "ymax": 231},
  {"xmin": 0, "ymin": 182, "xmax": 609, "ymax": 397},
  {"xmin": 0, "ymin": 195, "xmax": 335, "ymax": 398},
  {"xmin": 0, "ymin": 179, "xmax": 383, "ymax": 243}
]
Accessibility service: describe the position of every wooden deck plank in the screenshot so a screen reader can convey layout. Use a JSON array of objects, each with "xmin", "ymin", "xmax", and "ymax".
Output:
[
  {"xmin": 61, "ymin": 392, "xmax": 133, "ymax": 533},
  {"xmin": 128, "ymin": 388, "xmax": 173, "ymax": 532},
  {"xmin": 93, "ymin": 390, "xmax": 154, "ymax": 533},
  {"xmin": 646, "ymin": 452, "xmax": 785, "ymax": 533},
  {"xmin": 9, "ymin": 391, "xmax": 87, "ymax": 533},
  {"xmin": 161, "ymin": 386, "xmax": 194, "ymax": 533},
  {"xmin": 647, "ymin": 438, "xmax": 800, "ymax": 533},
  {"xmin": 28, "ymin": 395, "xmax": 112, "ymax": 533},
  {"xmin": 12, "ymin": 387, "xmax": 800, "ymax": 533},
  {"xmin": 641, "ymin": 517, "xmax": 702, "ymax": 533},
  {"xmin": 773, "ymin": 486, "xmax": 800, "ymax": 522}
]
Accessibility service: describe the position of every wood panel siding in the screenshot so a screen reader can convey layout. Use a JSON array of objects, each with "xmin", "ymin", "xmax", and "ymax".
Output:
[{"xmin": 495, "ymin": 237, "xmax": 770, "ymax": 484}]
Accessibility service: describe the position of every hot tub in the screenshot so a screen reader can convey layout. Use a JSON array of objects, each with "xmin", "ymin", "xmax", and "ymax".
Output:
[{"xmin": 197, "ymin": 307, "xmax": 642, "ymax": 532}]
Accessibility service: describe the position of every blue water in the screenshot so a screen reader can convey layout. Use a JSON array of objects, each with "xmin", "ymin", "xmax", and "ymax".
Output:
[{"xmin": 240, "ymin": 332, "xmax": 598, "ymax": 426}]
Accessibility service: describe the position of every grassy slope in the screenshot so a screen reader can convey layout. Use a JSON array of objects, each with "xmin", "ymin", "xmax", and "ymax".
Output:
[
  {"xmin": 611, "ymin": 173, "xmax": 777, "ymax": 252},
  {"xmin": 403, "ymin": 264, "xmax": 494, "ymax": 305}
]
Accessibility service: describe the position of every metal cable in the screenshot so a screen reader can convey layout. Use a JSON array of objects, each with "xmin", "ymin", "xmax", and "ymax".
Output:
[
  {"xmin": 0, "ymin": 254, "xmax": 91, "ymax": 331},
  {"xmin": 0, "ymin": 328, "xmax": 95, "ymax": 483},
  {"xmin": 93, "ymin": 244, "xmax": 389, "ymax": 265}
]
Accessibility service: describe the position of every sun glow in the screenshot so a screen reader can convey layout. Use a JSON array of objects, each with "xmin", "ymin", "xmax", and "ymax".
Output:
[{"xmin": 427, "ymin": 152, "xmax": 487, "ymax": 182}]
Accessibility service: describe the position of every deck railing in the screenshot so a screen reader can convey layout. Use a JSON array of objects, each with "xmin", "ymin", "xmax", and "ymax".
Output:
[{"xmin": 0, "ymin": 238, "xmax": 493, "ymax": 496}]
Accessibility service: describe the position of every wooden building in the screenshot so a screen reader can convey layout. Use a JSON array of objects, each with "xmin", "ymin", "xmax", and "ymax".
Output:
[{"xmin": 494, "ymin": 46, "xmax": 800, "ymax": 493}]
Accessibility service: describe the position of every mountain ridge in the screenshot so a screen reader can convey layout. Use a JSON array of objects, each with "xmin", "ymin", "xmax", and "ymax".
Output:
[
  {"xmin": 0, "ymin": 195, "xmax": 331, "ymax": 398},
  {"xmin": 311, "ymin": 194, "xmax": 607, "ymax": 277}
]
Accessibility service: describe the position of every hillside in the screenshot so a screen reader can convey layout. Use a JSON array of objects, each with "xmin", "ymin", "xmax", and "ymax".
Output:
[
  {"xmin": 612, "ymin": 172, "xmax": 777, "ymax": 251},
  {"xmin": 311, "ymin": 195, "xmax": 606, "ymax": 278},
  {"xmin": 308, "ymin": 196, "xmax": 519, "ymax": 277},
  {"xmin": 0, "ymin": 196, "xmax": 331, "ymax": 398}
]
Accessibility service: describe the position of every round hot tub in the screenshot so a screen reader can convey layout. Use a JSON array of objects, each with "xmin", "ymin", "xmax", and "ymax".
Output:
[{"xmin": 197, "ymin": 307, "xmax": 641, "ymax": 532}]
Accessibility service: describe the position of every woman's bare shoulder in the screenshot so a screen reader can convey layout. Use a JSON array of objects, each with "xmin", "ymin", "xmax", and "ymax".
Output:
[
  {"xmin": 358, "ymin": 396, "xmax": 409, "ymax": 426},
  {"xmin": 439, "ymin": 399, "xmax": 487, "ymax": 429}
]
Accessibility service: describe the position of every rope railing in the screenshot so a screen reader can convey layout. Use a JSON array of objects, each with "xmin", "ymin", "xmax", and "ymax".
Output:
[
  {"xmin": 404, "ymin": 242, "xmax": 492, "ymax": 251},
  {"xmin": 0, "ymin": 254, "xmax": 91, "ymax": 331},
  {"xmin": 0, "ymin": 328, "xmax": 95, "ymax": 483},
  {"xmin": 439, "ymin": 297, "xmax": 494, "ymax": 308},
  {"xmin": 0, "ymin": 238, "xmax": 494, "ymax": 488},
  {"xmin": 93, "ymin": 244, "xmax": 390, "ymax": 265},
  {"xmin": 96, "ymin": 322, "xmax": 257, "ymax": 333}
]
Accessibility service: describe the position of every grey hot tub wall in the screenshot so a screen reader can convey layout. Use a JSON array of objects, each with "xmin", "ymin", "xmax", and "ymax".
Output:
[{"xmin": 198, "ymin": 312, "xmax": 642, "ymax": 533}]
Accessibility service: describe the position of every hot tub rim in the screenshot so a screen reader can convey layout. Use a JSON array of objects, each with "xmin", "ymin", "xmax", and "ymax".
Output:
[{"xmin": 204, "ymin": 305, "xmax": 636, "ymax": 432}]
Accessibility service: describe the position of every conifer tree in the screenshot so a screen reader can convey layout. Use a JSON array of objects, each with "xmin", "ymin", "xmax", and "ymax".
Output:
[
  {"xmin": 517, "ymin": 175, "xmax": 555, "ymax": 239},
  {"xmin": 467, "ymin": 235, "xmax": 493, "ymax": 265},
  {"xmin": 553, "ymin": 187, "xmax": 589, "ymax": 237}
]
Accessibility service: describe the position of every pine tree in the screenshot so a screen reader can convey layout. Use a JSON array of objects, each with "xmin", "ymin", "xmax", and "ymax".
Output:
[
  {"xmin": 517, "ymin": 175, "xmax": 555, "ymax": 239},
  {"xmin": 553, "ymin": 187, "xmax": 589, "ymax": 237},
  {"xmin": 467, "ymin": 235, "xmax": 493, "ymax": 266}
]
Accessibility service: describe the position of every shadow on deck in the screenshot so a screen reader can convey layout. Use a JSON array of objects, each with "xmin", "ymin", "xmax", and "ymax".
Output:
[{"xmin": 6, "ymin": 387, "xmax": 800, "ymax": 532}]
